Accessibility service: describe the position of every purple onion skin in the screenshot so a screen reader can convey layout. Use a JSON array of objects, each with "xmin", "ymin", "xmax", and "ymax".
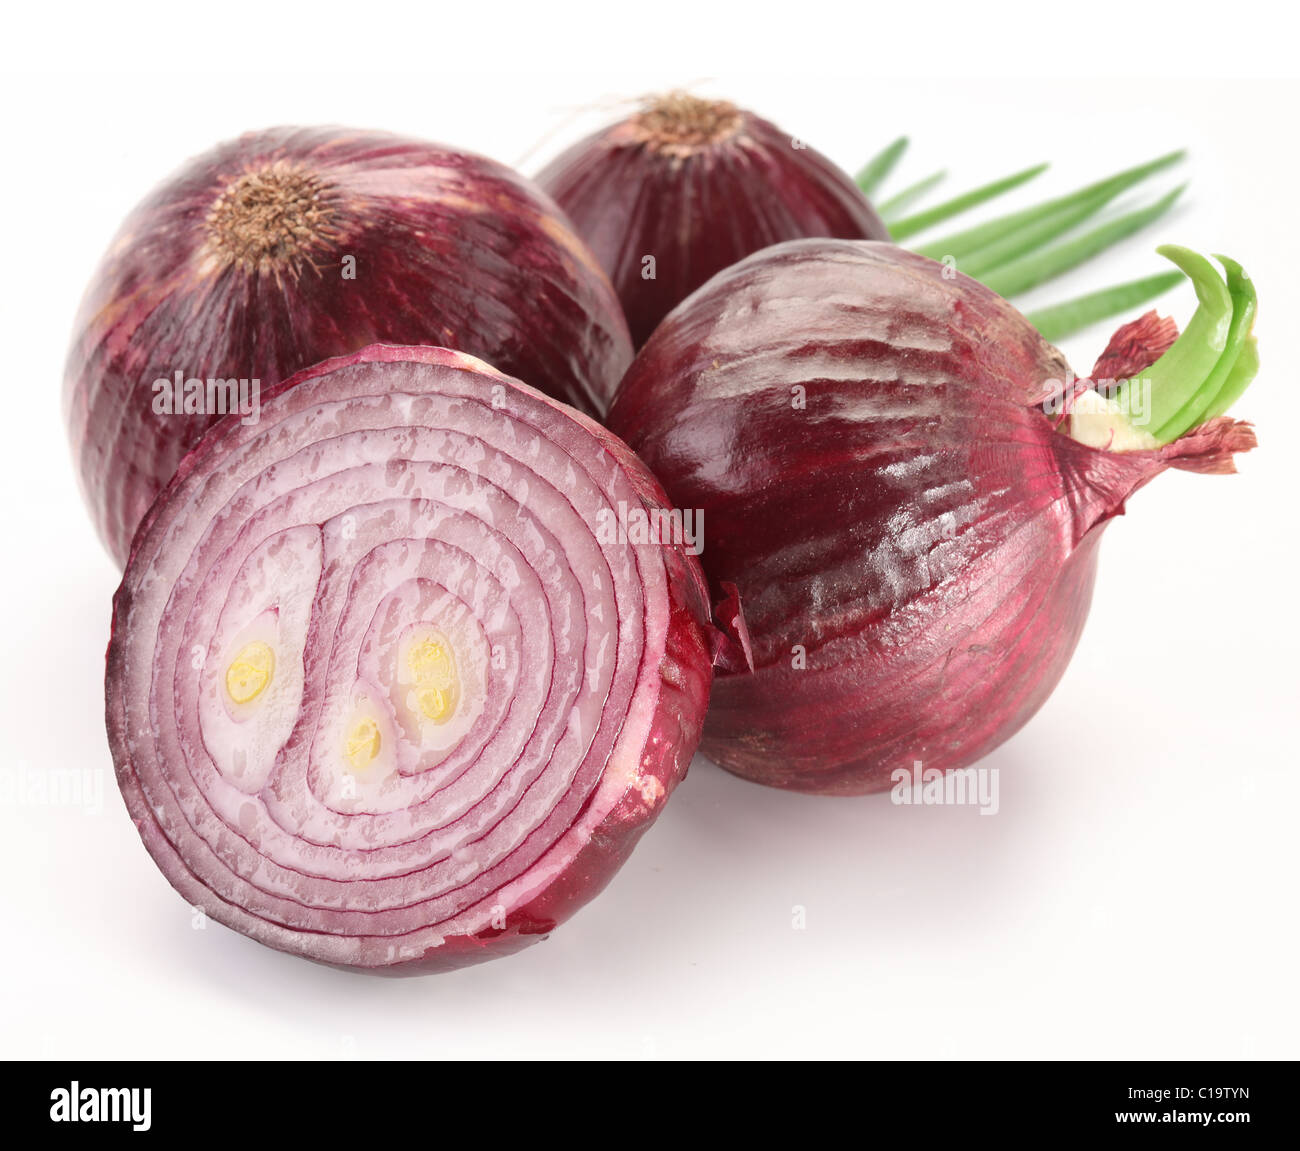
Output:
[
  {"xmin": 608, "ymin": 240, "xmax": 1255, "ymax": 795},
  {"xmin": 536, "ymin": 101, "xmax": 888, "ymax": 348},
  {"xmin": 107, "ymin": 345, "xmax": 712, "ymax": 973},
  {"xmin": 66, "ymin": 126, "xmax": 632, "ymax": 568}
]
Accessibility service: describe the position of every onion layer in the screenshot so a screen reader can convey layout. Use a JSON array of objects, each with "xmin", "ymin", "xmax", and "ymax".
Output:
[
  {"xmin": 537, "ymin": 94, "xmax": 888, "ymax": 347},
  {"xmin": 608, "ymin": 240, "xmax": 1257, "ymax": 795},
  {"xmin": 107, "ymin": 346, "xmax": 712, "ymax": 972},
  {"xmin": 66, "ymin": 126, "xmax": 632, "ymax": 566}
]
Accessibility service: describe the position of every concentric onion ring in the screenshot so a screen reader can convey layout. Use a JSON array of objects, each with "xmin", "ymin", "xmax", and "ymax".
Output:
[{"xmin": 107, "ymin": 345, "xmax": 713, "ymax": 973}]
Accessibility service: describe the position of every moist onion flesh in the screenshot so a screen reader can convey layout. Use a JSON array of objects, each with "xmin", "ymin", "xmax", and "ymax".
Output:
[
  {"xmin": 107, "ymin": 346, "xmax": 712, "ymax": 972},
  {"xmin": 608, "ymin": 239, "xmax": 1256, "ymax": 795},
  {"xmin": 66, "ymin": 126, "xmax": 632, "ymax": 567}
]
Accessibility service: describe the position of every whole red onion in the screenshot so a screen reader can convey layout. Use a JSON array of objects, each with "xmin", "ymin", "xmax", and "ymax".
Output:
[
  {"xmin": 65, "ymin": 126, "xmax": 631, "ymax": 567},
  {"xmin": 608, "ymin": 239, "xmax": 1258, "ymax": 795},
  {"xmin": 107, "ymin": 346, "xmax": 712, "ymax": 972},
  {"xmin": 536, "ymin": 93, "xmax": 888, "ymax": 347}
]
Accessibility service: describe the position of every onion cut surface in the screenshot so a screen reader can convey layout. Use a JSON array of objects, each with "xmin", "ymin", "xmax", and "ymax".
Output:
[
  {"xmin": 66, "ymin": 126, "xmax": 632, "ymax": 567},
  {"xmin": 107, "ymin": 346, "xmax": 712, "ymax": 972},
  {"xmin": 608, "ymin": 239, "xmax": 1257, "ymax": 795}
]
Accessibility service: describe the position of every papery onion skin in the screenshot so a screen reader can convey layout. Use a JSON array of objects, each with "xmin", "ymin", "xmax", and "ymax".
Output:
[
  {"xmin": 107, "ymin": 345, "xmax": 711, "ymax": 973},
  {"xmin": 66, "ymin": 126, "xmax": 632, "ymax": 567},
  {"xmin": 536, "ymin": 95, "xmax": 889, "ymax": 347},
  {"xmin": 608, "ymin": 239, "xmax": 1255, "ymax": 795}
]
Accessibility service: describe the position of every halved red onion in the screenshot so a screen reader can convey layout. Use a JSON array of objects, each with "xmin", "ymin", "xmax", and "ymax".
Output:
[
  {"xmin": 107, "ymin": 346, "xmax": 712, "ymax": 972},
  {"xmin": 608, "ymin": 239, "xmax": 1257, "ymax": 795},
  {"xmin": 537, "ymin": 93, "xmax": 888, "ymax": 347},
  {"xmin": 66, "ymin": 126, "xmax": 631, "ymax": 567}
]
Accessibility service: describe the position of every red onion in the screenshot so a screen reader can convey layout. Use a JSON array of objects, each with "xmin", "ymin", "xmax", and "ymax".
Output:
[
  {"xmin": 65, "ymin": 126, "xmax": 631, "ymax": 567},
  {"xmin": 106, "ymin": 346, "xmax": 712, "ymax": 972},
  {"xmin": 608, "ymin": 239, "xmax": 1258, "ymax": 795},
  {"xmin": 536, "ymin": 93, "xmax": 888, "ymax": 347}
]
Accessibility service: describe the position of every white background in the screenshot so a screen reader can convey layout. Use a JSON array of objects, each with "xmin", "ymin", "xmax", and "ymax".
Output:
[{"xmin": 2, "ymin": 4, "xmax": 1297, "ymax": 1059}]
